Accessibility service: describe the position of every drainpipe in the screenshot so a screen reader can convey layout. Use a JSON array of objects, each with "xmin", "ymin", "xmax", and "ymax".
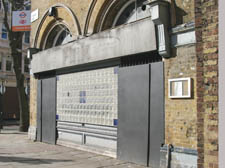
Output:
[{"xmin": 167, "ymin": 144, "xmax": 173, "ymax": 168}]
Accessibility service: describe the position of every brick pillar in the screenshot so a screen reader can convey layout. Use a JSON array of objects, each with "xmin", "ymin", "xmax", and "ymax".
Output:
[{"xmin": 194, "ymin": 0, "xmax": 218, "ymax": 168}]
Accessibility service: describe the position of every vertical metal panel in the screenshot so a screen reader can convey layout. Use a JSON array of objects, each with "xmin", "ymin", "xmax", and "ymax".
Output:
[
  {"xmin": 118, "ymin": 64, "xmax": 150, "ymax": 166},
  {"xmin": 149, "ymin": 62, "xmax": 164, "ymax": 167},
  {"xmin": 41, "ymin": 77, "xmax": 56, "ymax": 144},
  {"xmin": 36, "ymin": 80, "xmax": 42, "ymax": 142}
]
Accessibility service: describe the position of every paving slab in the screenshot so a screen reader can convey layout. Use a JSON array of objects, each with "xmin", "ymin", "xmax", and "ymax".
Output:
[{"xmin": 0, "ymin": 126, "xmax": 147, "ymax": 168}]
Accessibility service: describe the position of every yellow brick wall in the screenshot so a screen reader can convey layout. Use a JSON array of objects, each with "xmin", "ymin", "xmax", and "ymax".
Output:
[
  {"xmin": 30, "ymin": 0, "xmax": 197, "ymax": 151},
  {"xmin": 29, "ymin": 76, "xmax": 37, "ymax": 126},
  {"xmin": 164, "ymin": 45, "xmax": 197, "ymax": 149},
  {"xmin": 195, "ymin": 0, "xmax": 218, "ymax": 167}
]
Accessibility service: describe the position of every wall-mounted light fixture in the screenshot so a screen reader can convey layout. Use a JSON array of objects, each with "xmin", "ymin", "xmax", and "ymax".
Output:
[
  {"xmin": 27, "ymin": 48, "xmax": 40, "ymax": 60},
  {"xmin": 48, "ymin": 7, "xmax": 57, "ymax": 17}
]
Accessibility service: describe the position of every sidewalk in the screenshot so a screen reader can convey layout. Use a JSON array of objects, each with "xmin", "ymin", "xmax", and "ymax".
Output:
[{"xmin": 0, "ymin": 126, "xmax": 146, "ymax": 168}]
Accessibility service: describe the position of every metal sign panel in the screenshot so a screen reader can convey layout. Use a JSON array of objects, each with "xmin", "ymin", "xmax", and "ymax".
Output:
[
  {"xmin": 31, "ymin": 9, "xmax": 39, "ymax": 22},
  {"xmin": 118, "ymin": 64, "xmax": 150, "ymax": 166},
  {"xmin": 12, "ymin": 10, "xmax": 31, "ymax": 32}
]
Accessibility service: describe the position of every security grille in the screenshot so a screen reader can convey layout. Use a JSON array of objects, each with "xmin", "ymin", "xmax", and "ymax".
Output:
[{"xmin": 120, "ymin": 51, "xmax": 162, "ymax": 67}]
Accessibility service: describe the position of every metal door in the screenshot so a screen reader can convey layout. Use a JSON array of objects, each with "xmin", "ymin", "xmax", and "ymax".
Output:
[
  {"xmin": 118, "ymin": 62, "xmax": 164, "ymax": 167},
  {"xmin": 37, "ymin": 77, "xmax": 56, "ymax": 144},
  {"xmin": 149, "ymin": 62, "xmax": 164, "ymax": 167},
  {"xmin": 118, "ymin": 64, "xmax": 150, "ymax": 166}
]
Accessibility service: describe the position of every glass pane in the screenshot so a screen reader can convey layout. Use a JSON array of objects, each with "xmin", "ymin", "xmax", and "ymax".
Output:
[
  {"xmin": 2, "ymin": 24, "xmax": 7, "ymax": 39},
  {"xmin": 24, "ymin": 32, "xmax": 30, "ymax": 43},
  {"xmin": 55, "ymin": 30, "xmax": 68, "ymax": 46},
  {"xmin": 24, "ymin": 57, "xmax": 30, "ymax": 72},
  {"xmin": 45, "ymin": 25, "xmax": 62, "ymax": 49},
  {"xmin": 1, "ymin": 33, "xmax": 7, "ymax": 39},
  {"xmin": 6, "ymin": 60, "xmax": 12, "ymax": 71},
  {"xmin": 115, "ymin": 2, "xmax": 136, "ymax": 27}
]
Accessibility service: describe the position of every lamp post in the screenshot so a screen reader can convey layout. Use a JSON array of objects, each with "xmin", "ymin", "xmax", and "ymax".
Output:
[{"xmin": 0, "ymin": 79, "xmax": 6, "ymax": 132}]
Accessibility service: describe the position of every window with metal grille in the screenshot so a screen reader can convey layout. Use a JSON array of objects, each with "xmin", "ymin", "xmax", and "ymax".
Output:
[{"xmin": 120, "ymin": 51, "xmax": 162, "ymax": 67}]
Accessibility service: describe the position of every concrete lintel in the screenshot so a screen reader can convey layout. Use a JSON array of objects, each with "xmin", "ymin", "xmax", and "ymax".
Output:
[
  {"xmin": 171, "ymin": 30, "xmax": 196, "ymax": 47},
  {"xmin": 31, "ymin": 18, "xmax": 156, "ymax": 74}
]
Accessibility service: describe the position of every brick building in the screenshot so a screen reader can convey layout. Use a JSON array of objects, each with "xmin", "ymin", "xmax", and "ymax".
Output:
[
  {"xmin": 0, "ymin": 1, "xmax": 30, "ymax": 120},
  {"xmin": 28, "ymin": 0, "xmax": 219, "ymax": 167}
]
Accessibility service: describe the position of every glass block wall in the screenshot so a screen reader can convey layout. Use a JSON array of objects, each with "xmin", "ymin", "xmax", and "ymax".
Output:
[{"xmin": 57, "ymin": 67, "xmax": 118, "ymax": 126}]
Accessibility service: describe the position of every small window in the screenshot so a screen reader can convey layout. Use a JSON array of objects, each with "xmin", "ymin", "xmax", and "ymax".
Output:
[
  {"xmin": 24, "ymin": 57, "xmax": 30, "ymax": 73},
  {"xmin": 6, "ymin": 60, "xmax": 12, "ymax": 71},
  {"xmin": 0, "ymin": 60, "xmax": 2, "ymax": 71},
  {"xmin": 2, "ymin": 24, "xmax": 7, "ymax": 39},
  {"xmin": 3, "ymin": 1, "xmax": 9, "ymax": 12},
  {"xmin": 24, "ymin": 32, "xmax": 30, "ymax": 43},
  {"xmin": 44, "ymin": 25, "xmax": 72, "ymax": 49},
  {"xmin": 0, "ymin": 1, "xmax": 10, "ymax": 11},
  {"xmin": 25, "ymin": 5, "xmax": 31, "ymax": 10}
]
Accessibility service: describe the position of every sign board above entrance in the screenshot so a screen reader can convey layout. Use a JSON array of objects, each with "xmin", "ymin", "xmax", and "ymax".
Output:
[{"xmin": 12, "ymin": 10, "xmax": 31, "ymax": 32}]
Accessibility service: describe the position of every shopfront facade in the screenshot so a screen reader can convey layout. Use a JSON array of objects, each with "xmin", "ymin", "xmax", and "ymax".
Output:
[{"xmin": 28, "ymin": 0, "xmax": 219, "ymax": 167}]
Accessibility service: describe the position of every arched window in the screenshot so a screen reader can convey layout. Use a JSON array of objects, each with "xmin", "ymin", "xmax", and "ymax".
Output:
[
  {"xmin": 112, "ymin": 0, "xmax": 136, "ymax": 27},
  {"xmin": 97, "ymin": 0, "xmax": 149, "ymax": 31},
  {"xmin": 44, "ymin": 24, "xmax": 72, "ymax": 49}
]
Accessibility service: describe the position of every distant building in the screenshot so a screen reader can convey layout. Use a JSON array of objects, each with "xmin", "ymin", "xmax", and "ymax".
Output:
[
  {"xmin": 0, "ymin": 1, "xmax": 30, "ymax": 120},
  {"xmin": 28, "ymin": 0, "xmax": 218, "ymax": 168}
]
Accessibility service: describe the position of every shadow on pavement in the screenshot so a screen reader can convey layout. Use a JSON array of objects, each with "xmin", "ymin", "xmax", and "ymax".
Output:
[
  {"xmin": 0, "ymin": 132, "xmax": 26, "ymax": 135},
  {"xmin": 0, "ymin": 156, "xmax": 72, "ymax": 165}
]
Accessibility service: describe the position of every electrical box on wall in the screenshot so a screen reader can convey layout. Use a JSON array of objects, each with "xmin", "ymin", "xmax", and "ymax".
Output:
[{"xmin": 168, "ymin": 78, "xmax": 191, "ymax": 98}]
